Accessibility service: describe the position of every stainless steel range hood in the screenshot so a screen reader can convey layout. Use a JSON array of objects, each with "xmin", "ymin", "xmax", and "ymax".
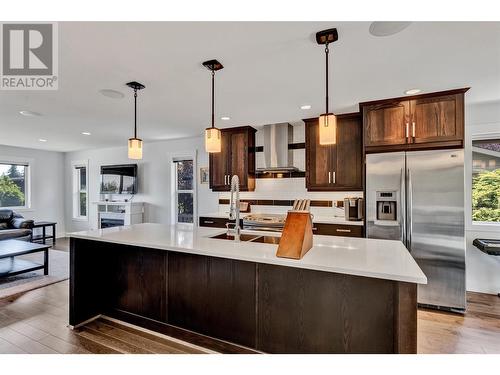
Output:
[{"xmin": 256, "ymin": 123, "xmax": 299, "ymax": 173}]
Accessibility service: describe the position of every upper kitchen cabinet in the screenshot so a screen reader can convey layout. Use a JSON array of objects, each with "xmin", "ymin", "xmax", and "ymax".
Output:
[
  {"xmin": 363, "ymin": 100, "xmax": 410, "ymax": 147},
  {"xmin": 209, "ymin": 126, "xmax": 256, "ymax": 192},
  {"xmin": 360, "ymin": 88, "xmax": 469, "ymax": 153},
  {"xmin": 304, "ymin": 113, "xmax": 363, "ymax": 191},
  {"xmin": 410, "ymin": 91, "xmax": 465, "ymax": 145}
]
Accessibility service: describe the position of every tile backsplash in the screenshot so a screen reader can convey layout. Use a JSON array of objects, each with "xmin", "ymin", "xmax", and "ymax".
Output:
[{"xmin": 218, "ymin": 177, "xmax": 363, "ymax": 218}]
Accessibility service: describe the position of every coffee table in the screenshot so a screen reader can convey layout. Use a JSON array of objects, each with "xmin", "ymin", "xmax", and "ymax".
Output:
[{"xmin": 0, "ymin": 240, "xmax": 50, "ymax": 278}]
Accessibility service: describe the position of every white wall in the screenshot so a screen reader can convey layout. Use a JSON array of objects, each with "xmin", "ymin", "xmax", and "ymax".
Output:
[
  {"xmin": 64, "ymin": 136, "xmax": 218, "ymax": 233},
  {"xmin": 0, "ymin": 144, "xmax": 65, "ymax": 237},
  {"xmin": 464, "ymin": 102, "xmax": 500, "ymax": 295}
]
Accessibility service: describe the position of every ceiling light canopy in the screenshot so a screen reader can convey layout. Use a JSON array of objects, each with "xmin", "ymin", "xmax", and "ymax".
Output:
[
  {"xmin": 316, "ymin": 28, "xmax": 338, "ymax": 145},
  {"xmin": 126, "ymin": 81, "xmax": 145, "ymax": 160},
  {"xmin": 81, "ymin": 131, "xmax": 91, "ymax": 136},
  {"xmin": 19, "ymin": 110, "xmax": 41, "ymax": 117},
  {"xmin": 405, "ymin": 88, "xmax": 422, "ymax": 95},
  {"xmin": 300, "ymin": 105, "xmax": 312, "ymax": 110},
  {"xmin": 369, "ymin": 22, "xmax": 412, "ymax": 37},
  {"xmin": 99, "ymin": 89, "xmax": 125, "ymax": 99},
  {"xmin": 38, "ymin": 138, "xmax": 47, "ymax": 142},
  {"xmin": 221, "ymin": 116, "xmax": 231, "ymax": 121},
  {"xmin": 203, "ymin": 59, "xmax": 224, "ymax": 153}
]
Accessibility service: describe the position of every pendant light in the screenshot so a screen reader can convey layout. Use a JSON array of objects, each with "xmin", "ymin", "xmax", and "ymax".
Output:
[
  {"xmin": 203, "ymin": 59, "xmax": 224, "ymax": 153},
  {"xmin": 126, "ymin": 81, "xmax": 145, "ymax": 159},
  {"xmin": 316, "ymin": 28, "xmax": 338, "ymax": 145}
]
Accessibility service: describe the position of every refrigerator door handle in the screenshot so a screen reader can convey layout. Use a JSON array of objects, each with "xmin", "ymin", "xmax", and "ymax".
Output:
[
  {"xmin": 400, "ymin": 168, "xmax": 406, "ymax": 245},
  {"xmin": 407, "ymin": 168, "xmax": 413, "ymax": 251}
]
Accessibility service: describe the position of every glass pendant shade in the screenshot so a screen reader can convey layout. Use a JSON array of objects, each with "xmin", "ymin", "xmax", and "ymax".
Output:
[
  {"xmin": 205, "ymin": 127, "xmax": 221, "ymax": 153},
  {"xmin": 128, "ymin": 137, "xmax": 143, "ymax": 159},
  {"xmin": 318, "ymin": 113, "xmax": 337, "ymax": 145}
]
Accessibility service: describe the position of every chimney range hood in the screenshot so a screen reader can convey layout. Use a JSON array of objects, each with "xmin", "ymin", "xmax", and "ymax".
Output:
[{"xmin": 256, "ymin": 123, "xmax": 300, "ymax": 173}]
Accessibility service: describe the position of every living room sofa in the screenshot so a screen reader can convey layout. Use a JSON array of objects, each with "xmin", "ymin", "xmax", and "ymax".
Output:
[{"xmin": 0, "ymin": 210, "xmax": 34, "ymax": 241}]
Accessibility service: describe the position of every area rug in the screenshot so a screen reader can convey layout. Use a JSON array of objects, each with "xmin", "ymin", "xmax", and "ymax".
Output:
[{"xmin": 0, "ymin": 249, "xmax": 69, "ymax": 300}]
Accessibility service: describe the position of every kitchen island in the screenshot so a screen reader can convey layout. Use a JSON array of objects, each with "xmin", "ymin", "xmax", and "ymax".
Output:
[{"xmin": 69, "ymin": 223, "xmax": 426, "ymax": 354}]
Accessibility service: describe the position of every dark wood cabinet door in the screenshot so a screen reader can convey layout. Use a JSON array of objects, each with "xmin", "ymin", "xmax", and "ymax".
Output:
[
  {"xmin": 363, "ymin": 101, "xmax": 410, "ymax": 147},
  {"xmin": 305, "ymin": 118, "xmax": 334, "ymax": 190},
  {"xmin": 305, "ymin": 114, "xmax": 363, "ymax": 191},
  {"xmin": 257, "ymin": 264, "xmax": 395, "ymax": 353},
  {"xmin": 230, "ymin": 131, "xmax": 249, "ymax": 190},
  {"xmin": 209, "ymin": 126, "xmax": 256, "ymax": 192},
  {"xmin": 334, "ymin": 113, "xmax": 363, "ymax": 189},
  {"xmin": 410, "ymin": 93, "xmax": 464, "ymax": 144},
  {"xmin": 209, "ymin": 131, "xmax": 230, "ymax": 191},
  {"xmin": 112, "ymin": 245, "xmax": 167, "ymax": 322},
  {"xmin": 168, "ymin": 252, "xmax": 256, "ymax": 348}
]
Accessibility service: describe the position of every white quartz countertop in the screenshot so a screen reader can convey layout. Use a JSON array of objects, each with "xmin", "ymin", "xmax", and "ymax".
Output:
[
  {"xmin": 70, "ymin": 223, "xmax": 426, "ymax": 284},
  {"xmin": 202, "ymin": 212, "xmax": 364, "ymax": 226}
]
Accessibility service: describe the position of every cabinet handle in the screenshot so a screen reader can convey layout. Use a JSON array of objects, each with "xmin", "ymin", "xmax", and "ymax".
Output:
[
  {"xmin": 328, "ymin": 171, "xmax": 331, "ymax": 184},
  {"xmin": 336, "ymin": 228, "xmax": 351, "ymax": 233},
  {"xmin": 412, "ymin": 121, "xmax": 416, "ymax": 139},
  {"xmin": 312, "ymin": 227, "xmax": 318, "ymax": 231},
  {"xmin": 406, "ymin": 122, "xmax": 409, "ymax": 141},
  {"xmin": 203, "ymin": 220, "xmax": 214, "ymax": 224},
  {"xmin": 333, "ymin": 171, "xmax": 336, "ymax": 184}
]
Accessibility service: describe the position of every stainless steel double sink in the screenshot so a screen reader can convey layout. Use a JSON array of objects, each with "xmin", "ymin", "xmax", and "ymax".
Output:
[{"xmin": 210, "ymin": 232, "xmax": 281, "ymax": 244}]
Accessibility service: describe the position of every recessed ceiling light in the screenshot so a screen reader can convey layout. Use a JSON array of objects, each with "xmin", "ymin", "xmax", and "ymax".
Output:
[
  {"xmin": 19, "ymin": 110, "xmax": 41, "ymax": 117},
  {"xmin": 221, "ymin": 116, "xmax": 231, "ymax": 121},
  {"xmin": 369, "ymin": 22, "xmax": 412, "ymax": 37},
  {"xmin": 99, "ymin": 89, "xmax": 125, "ymax": 99},
  {"xmin": 404, "ymin": 88, "xmax": 422, "ymax": 95},
  {"xmin": 38, "ymin": 138, "xmax": 47, "ymax": 142},
  {"xmin": 81, "ymin": 131, "xmax": 91, "ymax": 136},
  {"xmin": 300, "ymin": 105, "xmax": 312, "ymax": 110}
]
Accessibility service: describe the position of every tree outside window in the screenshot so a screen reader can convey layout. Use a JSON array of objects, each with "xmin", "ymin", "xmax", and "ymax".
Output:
[
  {"xmin": 174, "ymin": 159, "xmax": 194, "ymax": 224},
  {"xmin": 0, "ymin": 163, "xmax": 27, "ymax": 208},
  {"xmin": 472, "ymin": 140, "xmax": 500, "ymax": 223}
]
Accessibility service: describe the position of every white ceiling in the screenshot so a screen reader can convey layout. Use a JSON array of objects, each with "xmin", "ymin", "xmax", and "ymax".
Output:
[{"xmin": 1, "ymin": 21, "xmax": 499, "ymax": 152}]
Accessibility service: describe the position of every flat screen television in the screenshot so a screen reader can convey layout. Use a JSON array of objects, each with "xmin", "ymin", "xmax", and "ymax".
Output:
[{"xmin": 100, "ymin": 164, "xmax": 138, "ymax": 194}]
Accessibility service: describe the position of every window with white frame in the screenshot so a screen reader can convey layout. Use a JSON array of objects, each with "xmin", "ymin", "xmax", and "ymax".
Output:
[
  {"xmin": 73, "ymin": 163, "xmax": 88, "ymax": 219},
  {"xmin": 173, "ymin": 159, "xmax": 194, "ymax": 224},
  {"xmin": 472, "ymin": 139, "xmax": 500, "ymax": 223},
  {"xmin": 0, "ymin": 162, "xmax": 29, "ymax": 209}
]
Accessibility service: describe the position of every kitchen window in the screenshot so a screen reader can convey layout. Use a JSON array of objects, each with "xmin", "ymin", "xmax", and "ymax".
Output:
[
  {"xmin": 0, "ymin": 162, "xmax": 29, "ymax": 209},
  {"xmin": 472, "ymin": 139, "xmax": 500, "ymax": 223},
  {"xmin": 72, "ymin": 162, "xmax": 88, "ymax": 220},
  {"xmin": 174, "ymin": 158, "xmax": 194, "ymax": 224}
]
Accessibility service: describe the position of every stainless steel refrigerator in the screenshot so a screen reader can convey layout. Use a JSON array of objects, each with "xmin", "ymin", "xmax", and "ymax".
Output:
[{"xmin": 366, "ymin": 149, "xmax": 465, "ymax": 312}]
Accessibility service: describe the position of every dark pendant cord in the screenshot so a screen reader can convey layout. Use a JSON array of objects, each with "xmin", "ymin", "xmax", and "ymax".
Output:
[
  {"xmin": 325, "ymin": 42, "xmax": 329, "ymax": 115},
  {"xmin": 211, "ymin": 70, "xmax": 215, "ymax": 129},
  {"xmin": 134, "ymin": 88, "xmax": 138, "ymax": 139}
]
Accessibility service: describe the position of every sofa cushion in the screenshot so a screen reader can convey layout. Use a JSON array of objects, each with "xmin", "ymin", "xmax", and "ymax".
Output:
[
  {"xmin": 0, "ymin": 229, "xmax": 31, "ymax": 240},
  {"xmin": 0, "ymin": 210, "xmax": 13, "ymax": 223},
  {"xmin": 0, "ymin": 222, "xmax": 8, "ymax": 230}
]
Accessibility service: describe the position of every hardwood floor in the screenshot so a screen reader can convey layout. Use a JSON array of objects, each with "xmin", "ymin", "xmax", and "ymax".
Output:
[
  {"xmin": 0, "ymin": 279, "xmax": 499, "ymax": 354},
  {"xmin": 0, "ymin": 281, "xmax": 208, "ymax": 354},
  {"xmin": 418, "ymin": 292, "xmax": 500, "ymax": 354}
]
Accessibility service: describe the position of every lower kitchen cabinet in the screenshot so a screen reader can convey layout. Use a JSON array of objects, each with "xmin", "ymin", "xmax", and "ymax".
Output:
[
  {"xmin": 199, "ymin": 216, "xmax": 243, "ymax": 228},
  {"xmin": 313, "ymin": 223, "xmax": 363, "ymax": 238}
]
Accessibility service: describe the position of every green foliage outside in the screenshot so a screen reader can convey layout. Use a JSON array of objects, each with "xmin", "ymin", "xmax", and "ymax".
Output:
[
  {"xmin": 472, "ymin": 169, "xmax": 500, "ymax": 222},
  {"xmin": 0, "ymin": 174, "xmax": 25, "ymax": 207}
]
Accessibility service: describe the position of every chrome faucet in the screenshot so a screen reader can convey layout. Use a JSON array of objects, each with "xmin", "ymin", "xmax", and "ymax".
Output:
[{"xmin": 227, "ymin": 175, "xmax": 241, "ymax": 242}]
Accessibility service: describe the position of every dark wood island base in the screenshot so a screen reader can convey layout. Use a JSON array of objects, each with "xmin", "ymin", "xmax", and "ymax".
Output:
[{"xmin": 70, "ymin": 238, "xmax": 417, "ymax": 354}]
